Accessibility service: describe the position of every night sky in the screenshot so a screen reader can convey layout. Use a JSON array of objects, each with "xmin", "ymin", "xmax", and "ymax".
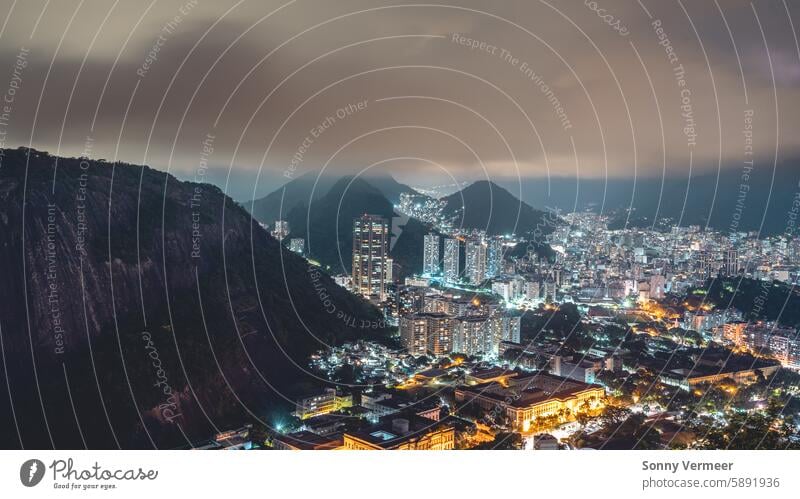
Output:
[{"xmin": 0, "ymin": 0, "xmax": 798, "ymax": 200}]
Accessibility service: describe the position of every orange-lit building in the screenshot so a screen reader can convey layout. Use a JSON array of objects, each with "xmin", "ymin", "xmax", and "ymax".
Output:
[
  {"xmin": 464, "ymin": 367, "xmax": 518, "ymax": 386},
  {"xmin": 341, "ymin": 416, "xmax": 455, "ymax": 450},
  {"xmin": 722, "ymin": 321, "xmax": 747, "ymax": 345},
  {"xmin": 455, "ymin": 372, "xmax": 604, "ymax": 431},
  {"xmin": 660, "ymin": 363, "xmax": 781, "ymax": 390},
  {"xmin": 505, "ymin": 385, "xmax": 604, "ymax": 430},
  {"xmin": 400, "ymin": 312, "xmax": 454, "ymax": 356}
]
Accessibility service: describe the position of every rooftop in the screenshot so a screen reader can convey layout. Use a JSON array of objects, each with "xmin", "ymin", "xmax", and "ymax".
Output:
[{"xmin": 274, "ymin": 431, "xmax": 341, "ymax": 450}]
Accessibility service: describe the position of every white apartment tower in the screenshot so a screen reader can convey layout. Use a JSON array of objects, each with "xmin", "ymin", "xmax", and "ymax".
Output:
[
  {"xmin": 423, "ymin": 233, "xmax": 440, "ymax": 276},
  {"xmin": 486, "ymin": 237, "xmax": 504, "ymax": 279},
  {"xmin": 465, "ymin": 239, "xmax": 487, "ymax": 285},
  {"xmin": 443, "ymin": 238, "xmax": 460, "ymax": 284}
]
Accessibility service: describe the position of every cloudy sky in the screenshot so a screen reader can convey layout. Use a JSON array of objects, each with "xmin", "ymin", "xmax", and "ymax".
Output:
[{"xmin": 0, "ymin": 0, "xmax": 798, "ymax": 199}]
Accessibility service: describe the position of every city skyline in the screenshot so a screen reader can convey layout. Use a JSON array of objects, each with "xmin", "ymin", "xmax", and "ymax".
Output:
[{"xmin": 3, "ymin": 0, "xmax": 800, "ymax": 470}]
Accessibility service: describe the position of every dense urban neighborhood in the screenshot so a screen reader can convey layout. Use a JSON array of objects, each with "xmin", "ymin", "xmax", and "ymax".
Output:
[{"xmin": 230, "ymin": 204, "xmax": 800, "ymax": 451}]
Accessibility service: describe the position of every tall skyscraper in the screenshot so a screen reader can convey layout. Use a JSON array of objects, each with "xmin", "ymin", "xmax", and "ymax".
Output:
[
  {"xmin": 465, "ymin": 238, "xmax": 487, "ymax": 285},
  {"xmin": 423, "ymin": 233, "xmax": 440, "ymax": 276},
  {"xmin": 486, "ymin": 237, "xmax": 503, "ymax": 279},
  {"xmin": 443, "ymin": 238, "xmax": 460, "ymax": 284},
  {"xmin": 352, "ymin": 214, "xmax": 389, "ymax": 301}
]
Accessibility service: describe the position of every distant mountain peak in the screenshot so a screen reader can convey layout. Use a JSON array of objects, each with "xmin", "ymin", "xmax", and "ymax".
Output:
[
  {"xmin": 442, "ymin": 179, "xmax": 559, "ymax": 236},
  {"xmin": 247, "ymin": 172, "xmax": 419, "ymax": 224}
]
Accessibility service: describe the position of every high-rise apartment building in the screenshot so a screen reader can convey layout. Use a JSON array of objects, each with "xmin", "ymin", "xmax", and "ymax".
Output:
[
  {"xmin": 465, "ymin": 239, "xmax": 487, "ymax": 285},
  {"xmin": 486, "ymin": 237, "xmax": 504, "ymax": 279},
  {"xmin": 452, "ymin": 314, "xmax": 521, "ymax": 356},
  {"xmin": 724, "ymin": 249, "xmax": 740, "ymax": 275},
  {"xmin": 352, "ymin": 214, "xmax": 389, "ymax": 301},
  {"xmin": 443, "ymin": 238, "xmax": 460, "ymax": 284},
  {"xmin": 423, "ymin": 234, "xmax": 440, "ymax": 276},
  {"xmin": 400, "ymin": 312, "xmax": 454, "ymax": 356}
]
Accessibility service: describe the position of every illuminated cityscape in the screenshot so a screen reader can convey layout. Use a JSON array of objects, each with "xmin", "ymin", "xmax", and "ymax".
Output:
[
  {"xmin": 260, "ymin": 208, "xmax": 800, "ymax": 451},
  {"xmin": 3, "ymin": 6, "xmax": 800, "ymax": 487}
]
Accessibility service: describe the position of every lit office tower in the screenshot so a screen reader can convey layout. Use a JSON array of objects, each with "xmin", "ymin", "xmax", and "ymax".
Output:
[
  {"xmin": 486, "ymin": 237, "xmax": 503, "ymax": 279},
  {"xmin": 465, "ymin": 239, "xmax": 487, "ymax": 285},
  {"xmin": 423, "ymin": 234, "xmax": 440, "ymax": 276},
  {"xmin": 352, "ymin": 214, "xmax": 390, "ymax": 301},
  {"xmin": 443, "ymin": 238, "xmax": 460, "ymax": 284},
  {"xmin": 272, "ymin": 220, "xmax": 290, "ymax": 241}
]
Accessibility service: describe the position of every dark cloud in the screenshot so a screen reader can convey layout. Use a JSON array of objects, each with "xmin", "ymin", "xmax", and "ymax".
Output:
[{"xmin": 1, "ymin": 0, "xmax": 798, "ymax": 198}]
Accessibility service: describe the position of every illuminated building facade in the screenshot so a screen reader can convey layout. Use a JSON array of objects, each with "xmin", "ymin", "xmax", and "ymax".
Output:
[
  {"xmin": 352, "ymin": 214, "xmax": 390, "ymax": 301},
  {"xmin": 465, "ymin": 238, "xmax": 487, "ymax": 285},
  {"xmin": 423, "ymin": 233, "xmax": 440, "ymax": 276},
  {"xmin": 722, "ymin": 321, "xmax": 747, "ymax": 345},
  {"xmin": 724, "ymin": 248, "xmax": 740, "ymax": 275},
  {"xmin": 453, "ymin": 316, "xmax": 490, "ymax": 356},
  {"xmin": 443, "ymin": 237, "xmax": 460, "ymax": 284},
  {"xmin": 723, "ymin": 322, "xmax": 800, "ymax": 368},
  {"xmin": 342, "ymin": 417, "xmax": 455, "ymax": 450},
  {"xmin": 660, "ymin": 364, "xmax": 781, "ymax": 390},
  {"xmin": 452, "ymin": 314, "xmax": 520, "ymax": 356},
  {"xmin": 486, "ymin": 237, "xmax": 503, "ymax": 279},
  {"xmin": 400, "ymin": 312, "xmax": 454, "ymax": 356},
  {"xmin": 505, "ymin": 385, "xmax": 604, "ymax": 431},
  {"xmin": 293, "ymin": 388, "xmax": 353, "ymax": 420},
  {"xmin": 195, "ymin": 425, "xmax": 254, "ymax": 450},
  {"xmin": 491, "ymin": 277, "xmax": 525, "ymax": 302},
  {"xmin": 455, "ymin": 373, "xmax": 604, "ymax": 432}
]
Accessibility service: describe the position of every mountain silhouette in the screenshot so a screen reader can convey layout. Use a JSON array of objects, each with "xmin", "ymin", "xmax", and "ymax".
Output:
[
  {"xmin": 442, "ymin": 180, "xmax": 559, "ymax": 236},
  {"xmin": 285, "ymin": 176, "xmax": 396, "ymax": 273},
  {"xmin": 247, "ymin": 172, "xmax": 338, "ymax": 227},
  {"xmin": 0, "ymin": 147, "xmax": 386, "ymax": 449},
  {"xmin": 248, "ymin": 171, "xmax": 418, "ymax": 227}
]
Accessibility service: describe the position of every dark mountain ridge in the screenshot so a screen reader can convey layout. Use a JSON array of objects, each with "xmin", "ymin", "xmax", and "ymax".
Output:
[
  {"xmin": 285, "ymin": 175, "xmax": 396, "ymax": 273},
  {"xmin": 247, "ymin": 171, "xmax": 339, "ymax": 228},
  {"xmin": 274, "ymin": 176, "xmax": 557, "ymax": 278},
  {"xmin": 0, "ymin": 147, "xmax": 386, "ymax": 449},
  {"xmin": 498, "ymin": 161, "xmax": 800, "ymax": 235},
  {"xmin": 248, "ymin": 171, "xmax": 418, "ymax": 227},
  {"xmin": 442, "ymin": 180, "xmax": 560, "ymax": 236}
]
